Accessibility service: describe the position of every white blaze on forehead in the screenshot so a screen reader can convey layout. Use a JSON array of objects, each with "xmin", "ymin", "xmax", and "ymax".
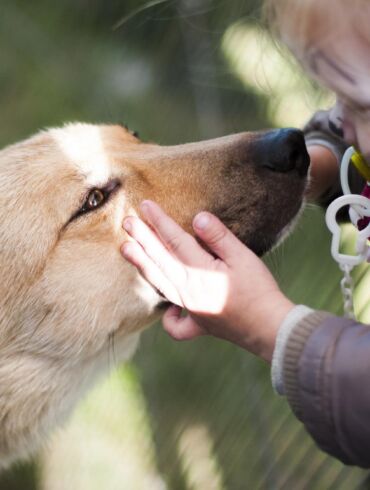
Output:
[{"xmin": 50, "ymin": 124, "xmax": 111, "ymax": 185}]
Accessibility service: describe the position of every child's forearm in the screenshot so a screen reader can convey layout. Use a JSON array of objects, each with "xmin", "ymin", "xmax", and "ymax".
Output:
[{"xmin": 306, "ymin": 145, "xmax": 339, "ymax": 201}]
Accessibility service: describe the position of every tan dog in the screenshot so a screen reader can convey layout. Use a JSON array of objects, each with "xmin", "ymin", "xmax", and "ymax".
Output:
[{"xmin": 0, "ymin": 123, "xmax": 309, "ymax": 468}]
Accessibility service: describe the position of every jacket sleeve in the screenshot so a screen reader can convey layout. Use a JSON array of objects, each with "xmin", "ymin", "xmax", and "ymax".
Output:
[
  {"xmin": 270, "ymin": 108, "xmax": 370, "ymax": 467},
  {"xmin": 283, "ymin": 311, "xmax": 370, "ymax": 468},
  {"xmin": 304, "ymin": 106, "xmax": 365, "ymax": 210}
]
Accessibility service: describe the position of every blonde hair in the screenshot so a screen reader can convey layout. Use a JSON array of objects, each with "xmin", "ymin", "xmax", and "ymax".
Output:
[{"xmin": 264, "ymin": 0, "xmax": 370, "ymax": 61}]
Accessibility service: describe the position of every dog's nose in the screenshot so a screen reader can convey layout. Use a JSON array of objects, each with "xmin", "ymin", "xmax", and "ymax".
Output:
[{"xmin": 255, "ymin": 128, "xmax": 310, "ymax": 176}]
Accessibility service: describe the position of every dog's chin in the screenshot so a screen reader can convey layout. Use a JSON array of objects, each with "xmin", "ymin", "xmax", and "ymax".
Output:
[
  {"xmin": 240, "ymin": 203, "xmax": 305, "ymax": 257},
  {"xmin": 271, "ymin": 199, "xmax": 307, "ymax": 254},
  {"xmin": 244, "ymin": 235, "xmax": 276, "ymax": 257}
]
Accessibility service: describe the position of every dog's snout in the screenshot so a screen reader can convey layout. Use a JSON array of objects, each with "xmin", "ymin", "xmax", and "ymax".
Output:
[{"xmin": 255, "ymin": 128, "xmax": 310, "ymax": 177}]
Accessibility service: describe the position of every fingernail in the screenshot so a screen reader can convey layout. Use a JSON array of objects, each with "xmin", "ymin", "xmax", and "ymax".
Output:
[
  {"xmin": 123, "ymin": 219, "xmax": 132, "ymax": 232},
  {"xmin": 140, "ymin": 200, "xmax": 151, "ymax": 215},
  {"xmin": 194, "ymin": 212, "xmax": 210, "ymax": 230}
]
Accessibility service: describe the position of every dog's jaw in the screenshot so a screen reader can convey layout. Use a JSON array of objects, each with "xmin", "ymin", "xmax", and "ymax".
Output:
[{"xmin": 0, "ymin": 330, "xmax": 141, "ymax": 470}]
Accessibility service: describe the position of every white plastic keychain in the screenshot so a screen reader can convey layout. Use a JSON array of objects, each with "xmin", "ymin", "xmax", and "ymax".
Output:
[{"xmin": 325, "ymin": 147, "xmax": 370, "ymax": 319}]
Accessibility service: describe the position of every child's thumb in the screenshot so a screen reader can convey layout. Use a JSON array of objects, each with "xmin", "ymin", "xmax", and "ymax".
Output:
[{"xmin": 192, "ymin": 212, "xmax": 245, "ymax": 264}]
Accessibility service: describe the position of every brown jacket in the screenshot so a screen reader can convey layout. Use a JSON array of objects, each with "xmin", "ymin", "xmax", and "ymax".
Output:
[
  {"xmin": 283, "ymin": 311, "xmax": 370, "ymax": 468},
  {"xmin": 282, "ymin": 107, "xmax": 370, "ymax": 468}
]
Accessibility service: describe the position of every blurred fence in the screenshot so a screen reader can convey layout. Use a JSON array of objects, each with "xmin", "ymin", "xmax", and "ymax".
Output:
[{"xmin": 0, "ymin": 1, "xmax": 369, "ymax": 489}]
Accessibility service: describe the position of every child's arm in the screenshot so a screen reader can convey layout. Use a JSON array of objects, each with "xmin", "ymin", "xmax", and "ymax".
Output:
[
  {"xmin": 304, "ymin": 107, "xmax": 365, "ymax": 206},
  {"xmin": 121, "ymin": 106, "xmax": 370, "ymax": 468},
  {"xmin": 280, "ymin": 309, "xmax": 370, "ymax": 468}
]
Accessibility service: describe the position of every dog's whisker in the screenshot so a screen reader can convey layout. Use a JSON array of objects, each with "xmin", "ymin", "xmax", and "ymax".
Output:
[{"xmin": 111, "ymin": 332, "xmax": 117, "ymax": 369}]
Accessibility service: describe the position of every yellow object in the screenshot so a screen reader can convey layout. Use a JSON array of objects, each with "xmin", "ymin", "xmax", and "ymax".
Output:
[{"xmin": 351, "ymin": 150, "xmax": 370, "ymax": 182}]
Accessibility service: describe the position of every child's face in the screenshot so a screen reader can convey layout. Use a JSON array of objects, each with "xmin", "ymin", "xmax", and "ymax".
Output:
[{"xmin": 306, "ymin": 32, "xmax": 370, "ymax": 160}]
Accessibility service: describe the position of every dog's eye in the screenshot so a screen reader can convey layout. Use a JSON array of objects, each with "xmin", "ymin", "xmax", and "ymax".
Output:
[
  {"xmin": 77, "ymin": 188, "xmax": 107, "ymax": 217},
  {"xmin": 68, "ymin": 179, "xmax": 121, "ymax": 223},
  {"xmin": 85, "ymin": 189, "xmax": 105, "ymax": 210}
]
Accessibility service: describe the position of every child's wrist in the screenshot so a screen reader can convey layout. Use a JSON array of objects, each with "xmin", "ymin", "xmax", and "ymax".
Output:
[
  {"xmin": 238, "ymin": 293, "xmax": 295, "ymax": 362},
  {"xmin": 259, "ymin": 294, "xmax": 295, "ymax": 363}
]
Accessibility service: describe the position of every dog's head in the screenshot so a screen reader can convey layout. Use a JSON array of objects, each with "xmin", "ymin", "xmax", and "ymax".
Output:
[
  {"xmin": 0, "ymin": 123, "xmax": 308, "ymax": 465},
  {"xmin": 0, "ymin": 123, "xmax": 309, "ymax": 361}
]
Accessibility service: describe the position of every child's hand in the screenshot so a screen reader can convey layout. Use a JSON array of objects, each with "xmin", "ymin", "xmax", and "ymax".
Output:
[{"xmin": 121, "ymin": 201, "xmax": 294, "ymax": 362}]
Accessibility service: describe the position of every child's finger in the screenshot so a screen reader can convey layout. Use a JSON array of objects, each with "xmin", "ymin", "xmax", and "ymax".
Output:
[
  {"xmin": 139, "ymin": 200, "xmax": 212, "ymax": 266},
  {"xmin": 193, "ymin": 212, "xmax": 250, "ymax": 266},
  {"xmin": 162, "ymin": 306, "xmax": 206, "ymax": 340},
  {"xmin": 121, "ymin": 241, "xmax": 183, "ymax": 306},
  {"xmin": 123, "ymin": 216, "xmax": 187, "ymax": 285}
]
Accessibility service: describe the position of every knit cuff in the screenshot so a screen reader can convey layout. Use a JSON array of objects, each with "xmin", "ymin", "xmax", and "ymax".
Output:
[
  {"xmin": 305, "ymin": 135, "xmax": 344, "ymax": 164},
  {"xmin": 283, "ymin": 310, "xmax": 332, "ymax": 419},
  {"xmin": 271, "ymin": 305, "xmax": 314, "ymax": 395}
]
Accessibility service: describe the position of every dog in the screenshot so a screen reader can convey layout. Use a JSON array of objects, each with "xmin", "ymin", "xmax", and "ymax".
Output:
[{"xmin": 0, "ymin": 123, "xmax": 309, "ymax": 468}]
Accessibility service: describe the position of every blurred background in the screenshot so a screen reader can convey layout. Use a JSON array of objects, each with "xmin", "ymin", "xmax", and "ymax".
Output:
[{"xmin": 1, "ymin": 0, "xmax": 369, "ymax": 488}]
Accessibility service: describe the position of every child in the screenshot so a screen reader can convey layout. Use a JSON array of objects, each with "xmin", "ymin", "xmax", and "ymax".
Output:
[{"xmin": 122, "ymin": 0, "xmax": 370, "ymax": 468}]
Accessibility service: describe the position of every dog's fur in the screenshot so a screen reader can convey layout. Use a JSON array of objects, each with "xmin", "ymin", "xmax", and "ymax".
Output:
[{"xmin": 0, "ymin": 123, "xmax": 307, "ymax": 468}]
